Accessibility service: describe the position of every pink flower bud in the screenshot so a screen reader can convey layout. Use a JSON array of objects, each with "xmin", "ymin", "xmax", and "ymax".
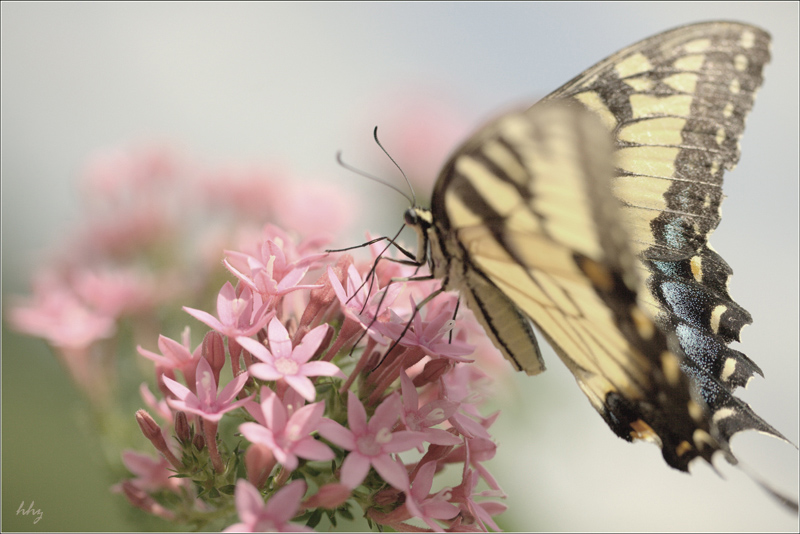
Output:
[
  {"xmin": 120, "ymin": 480, "xmax": 176, "ymax": 520},
  {"xmin": 245, "ymin": 444, "xmax": 276, "ymax": 489},
  {"xmin": 135, "ymin": 409, "xmax": 162, "ymax": 441},
  {"xmin": 414, "ymin": 358, "xmax": 452, "ymax": 387},
  {"xmin": 192, "ymin": 432, "xmax": 205, "ymax": 451},
  {"xmin": 202, "ymin": 331, "xmax": 226, "ymax": 383},
  {"xmin": 302, "ymin": 483, "xmax": 351, "ymax": 510},
  {"xmin": 174, "ymin": 411, "xmax": 191, "ymax": 444},
  {"xmin": 136, "ymin": 410, "xmax": 181, "ymax": 469}
]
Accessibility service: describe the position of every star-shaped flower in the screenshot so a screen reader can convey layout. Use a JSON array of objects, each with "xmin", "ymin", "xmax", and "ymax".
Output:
[
  {"xmin": 318, "ymin": 392, "xmax": 425, "ymax": 490},
  {"xmin": 399, "ymin": 370, "xmax": 461, "ymax": 449},
  {"xmin": 240, "ymin": 387, "xmax": 334, "ymax": 471},
  {"xmin": 183, "ymin": 282, "xmax": 273, "ymax": 338},
  {"xmin": 163, "ymin": 357, "xmax": 252, "ymax": 422},
  {"xmin": 237, "ymin": 318, "xmax": 344, "ymax": 402},
  {"xmin": 223, "ymin": 479, "xmax": 312, "ymax": 533}
]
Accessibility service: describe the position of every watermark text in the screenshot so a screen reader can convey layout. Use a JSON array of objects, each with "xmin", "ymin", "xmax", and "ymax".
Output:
[{"xmin": 17, "ymin": 501, "xmax": 44, "ymax": 524}]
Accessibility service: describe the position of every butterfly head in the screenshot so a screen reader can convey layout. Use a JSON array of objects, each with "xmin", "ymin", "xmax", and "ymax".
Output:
[{"xmin": 403, "ymin": 206, "xmax": 435, "ymax": 266}]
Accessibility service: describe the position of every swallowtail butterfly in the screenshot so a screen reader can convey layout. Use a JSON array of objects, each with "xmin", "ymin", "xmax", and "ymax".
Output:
[{"xmin": 399, "ymin": 20, "xmax": 794, "ymax": 505}]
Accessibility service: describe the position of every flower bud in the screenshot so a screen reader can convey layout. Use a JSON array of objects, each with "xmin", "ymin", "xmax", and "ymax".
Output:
[
  {"xmin": 373, "ymin": 486, "xmax": 405, "ymax": 508},
  {"xmin": 135, "ymin": 409, "xmax": 162, "ymax": 442},
  {"xmin": 174, "ymin": 411, "xmax": 191, "ymax": 444},
  {"xmin": 413, "ymin": 358, "xmax": 451, "ymax": 387},
  {"xmin": 202, "ymin": 331, "xmax": 226, "ymax": 384},
  {"xmin": 120, "ymin": 480, "xmax": 176, "ymax": 520},
  {"xmin": 302, "ymin": 483, "xmax": 351, "ymax": 510},
  {"xmin": 136, "ymin": 410, "xmax": 181, "ymax": 469},
  {"xmin": 245, "ymin": 444, "xmax": 276, "ymax": 489}
]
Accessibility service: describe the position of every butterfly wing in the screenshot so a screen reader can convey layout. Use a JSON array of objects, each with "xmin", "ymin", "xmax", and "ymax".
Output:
[
  {"xmin": 430, "ymin": 102, "xmax": 718, "ymax": 469},
  {"xmin": 540, "ymin": 21, "xmax": 782, "ymax": 445},
  {"xmin": 427, "ymin": 22, "xmax": 783, "ymax": 470}
]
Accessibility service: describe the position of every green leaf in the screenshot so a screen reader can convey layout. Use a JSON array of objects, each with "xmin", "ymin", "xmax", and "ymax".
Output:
[{"xmin": 307, "ymin": 508, "xmax": 323, "ymax": 528}]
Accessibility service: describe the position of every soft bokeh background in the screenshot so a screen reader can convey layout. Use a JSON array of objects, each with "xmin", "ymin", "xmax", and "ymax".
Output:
[{"xmin": 2, "ymin": 2, "xmax": 797, "ymax": 531}]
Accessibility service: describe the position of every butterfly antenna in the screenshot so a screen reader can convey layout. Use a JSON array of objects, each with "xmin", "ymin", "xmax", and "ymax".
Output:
[
  {"xmin": 373, "ymin": 126, "xmax": 417, "ymax": 207},
  {"xmin": 336, "ymin": 151, "xmax": 413, "ymax": 206}
]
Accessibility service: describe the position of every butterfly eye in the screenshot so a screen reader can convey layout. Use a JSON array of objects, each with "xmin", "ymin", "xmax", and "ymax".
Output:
[{"xmin": 404, "ymin": 208, "xmax": 419, "ymax": 227}]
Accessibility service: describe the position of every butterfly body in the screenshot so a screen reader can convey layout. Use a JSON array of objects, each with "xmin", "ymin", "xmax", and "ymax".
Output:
[{"xmin": 404, "ymin": 21, "xmax": 787, "ymax": 474}]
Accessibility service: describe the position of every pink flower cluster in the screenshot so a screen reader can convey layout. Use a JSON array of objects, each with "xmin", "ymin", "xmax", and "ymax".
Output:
[
  {"xmin": 8, "ymin": 145, "xmax": 510, "ymax": 532},
  {"xmin": 130, "ymin": 229, "xmax": 509, "ymax": 531}
]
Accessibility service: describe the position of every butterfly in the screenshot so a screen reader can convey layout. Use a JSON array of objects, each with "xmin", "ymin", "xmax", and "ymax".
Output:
[{"xmin": 398, "ymin": 20, "xmax": 794, "ymax": 500}]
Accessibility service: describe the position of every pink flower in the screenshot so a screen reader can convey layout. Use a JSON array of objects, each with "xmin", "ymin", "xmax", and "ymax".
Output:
[
  {"xmin": 443, "ymin": 365, "xmax": 493, "ymax": 440},
  {"xmin": 9, "ymin": 282, "xmax": 115, "ymax": 350},
  {"xmin": 224, "ymin": 237, "xmax": 322, "ymax": 300},
  {"xmin": 239, "ymin": 387, "xmax": 334, "ymax": 471},
  {"xmin": 139, "ymin": 383, "xmax": 172, "ymax": 423},
  {"xmin": 237, "ymin": 318, "xmax": 344, "ymax": 402},
  {"xmin": 378, "ymin": 295, "xmax": 474, "ymax": 361},
  {"xmin": 270, "ymin": 179, "xmax": 355, "ymax": 240},
  {"xmin": 450, "ymin": 465, "xmax": 506, "ymax": 532},
  {"xmin": 81, "ymin": 145, "xmax": 181, "ymax": 201},
  {"xmin": 183, "ymin": 282, "xmax": 273, "ymax": 338},
  {"xmin": 407, "ymin": 461, "xmax": 459, "ymax": 530},
  {"xmin": 72, "ymin": 267, "xmax": 162, "ymax": 317},
  {"xmin": 399, "ymin": 370, "xmax": 461, "ymax": 449},
  {"xmin": 137, "ymin": 329, "xmax": 201, "ymax": 386},
  {"xmin": 317, "ymin": 392, "xmax": 425, "ymax": 490},
  {"xmin": 223, "ymin": 479, "xmax": 312, "ymax": 533},
  {"xmin": 163, "ymin": 357, "xmax": 252, "ymax": 422},
  {"xmin": 327, "ymin": 264, "xmax": 400, "ymax": 340},
  {"xmin": 117, "ymin": 450, "xmax": 185, "ymax": 493}
]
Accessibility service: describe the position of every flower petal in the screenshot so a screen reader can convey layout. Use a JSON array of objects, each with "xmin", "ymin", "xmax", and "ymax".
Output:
[
  {"xmin": 382, "ymin": 430, "xmax": 426, "ymax": 453},
  {"xmin": 184, "ymin": 305, "xmax": 226, "ymax": 332},
  {"xmin": 239, "ymin": 422, "xmax": 276, "ymax": 450},
  {"xmin": 422, "ymin": 500, "xmax": 459, "ymax": 521},
  {"xmin": 267, "ymin": 317, "xmax": 293, "ymax": 360},
  {"xmin": 347, "ymin": 392, "xmax": 368, "ymax": 435},
  {"xmin": 340, "ymin": 452, "xmax": 371, "ymax": 489},
  {"xmin": 371, "ymin": 454, "xmax": 409, "ymax": 491},
  {"xmin": 288, "ymin": 401, "xmax": 325, "ymax": 435},
  {"xmin": 233, "ymin": 479, "xmax": 266, "ymax": 525},
  {"xmin": 399, "ymin": 370, "xmax": 419, "ymax": 412},
  {"xmin": 293, "ymin": 439, "xmax": 335, "ymax": 462},
  {"xmin": 263, "ymin": 479, "xmax": 306, "ymax": 522},
  {"xmin": 162, "ymin": 375, "xmax": 192, "ymax": 401},
  {"xmin": 248, "ymin": 362, "xmax": 282, "ymax": 381},
  {"xmin": 262, "ymin": 389, "xmax": 286, "ymax": 431},
  {"xmin": 283, "ymin": 374, "xmax": 317, "ymax": 402},
  {"xmin": 300, "ymin": 360, "xmax": 345, "ymax": 378},
  {"xmin": 236, "ymin": 336, "xmax": 274, "ymax": 364},
  {"xmin": 317, "ymin": 419, "xmax": 355, "ymax": 450},
  {"xmin": 369, "ymin": 392, "xmax": 401, "ymax": 433},
  {"xmin": 422, "ymin": 428, "xmax": 462, "ymax": 446},
  {"xmin": 216, "ymin": 371, "xmax": 249, "ymax": 405},
  {"xmin": 411, "ymin": 461, "xmax": 436, "ymax": 499},
  {"xmin": 290, "ymin": 323, "xmax": 329, "ymax": 364}
]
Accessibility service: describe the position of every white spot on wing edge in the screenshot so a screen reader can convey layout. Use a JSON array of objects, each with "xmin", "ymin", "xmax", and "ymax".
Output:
[
  {"xmin": 739, "ymin": 30, "xmax": 756, "ymax": 49},
  {"xmin": 720, "ymin": 358, "xmax": 738, "ymax": 383},
  {"xmin": 710, "ymin": 305, "xmax": 727, "ymax": 334}
]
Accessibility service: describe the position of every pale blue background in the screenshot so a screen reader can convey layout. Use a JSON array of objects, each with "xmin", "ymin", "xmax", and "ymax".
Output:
[{"xmin": 3, "ymin": 2, "xmax": 797, "ymax": 531}]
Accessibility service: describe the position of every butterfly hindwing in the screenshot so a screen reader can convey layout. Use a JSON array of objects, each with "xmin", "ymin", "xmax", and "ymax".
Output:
[{"xmin": 540, "ymin": 21, "xmax": 783, "ymax": 443}]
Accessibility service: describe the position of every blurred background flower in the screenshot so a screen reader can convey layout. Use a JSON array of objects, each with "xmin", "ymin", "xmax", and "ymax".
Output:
[{"xmin": 3, "ymin": 3, "xmax": 797, "ymax": 531}]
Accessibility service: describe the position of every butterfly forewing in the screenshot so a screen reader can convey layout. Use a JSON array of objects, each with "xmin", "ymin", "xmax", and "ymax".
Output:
[
  {"xmin": 417, "ymin": 21, "xmax": 784, "ymax": 471},
  {"xmin": 429, "ymin": 102, "xmax": 717, "ymax": 469}
]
